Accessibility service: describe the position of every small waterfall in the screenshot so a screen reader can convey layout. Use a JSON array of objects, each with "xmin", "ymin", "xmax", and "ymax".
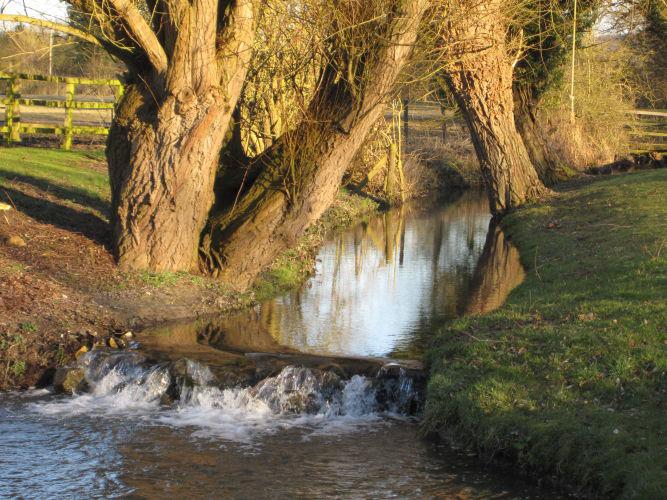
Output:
[{"xmin": 35, "ymin": 350, "xmax": 423, "ymax": 440}]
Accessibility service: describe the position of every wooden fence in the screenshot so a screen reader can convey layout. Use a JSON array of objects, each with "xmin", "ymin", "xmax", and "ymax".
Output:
[
  {"xmin": 0, "ymin": 74, "xmax": 664, "ymax": 156},
  {"xmin": 627, "ymin": 109, "xmax": 667, "ymax": 154},
  {"xmin": 0, "ymin": 72, "xmax": 123, "ymax": 150}
]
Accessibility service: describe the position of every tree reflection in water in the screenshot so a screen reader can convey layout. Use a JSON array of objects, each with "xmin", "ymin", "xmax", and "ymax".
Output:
[
  {"xmin": 461, "ymin": 221, "xmax": 526, "ymax": 316},
  {"xmin": 192, "ymin": 191, "xmax": 524, "ymax": 360}
]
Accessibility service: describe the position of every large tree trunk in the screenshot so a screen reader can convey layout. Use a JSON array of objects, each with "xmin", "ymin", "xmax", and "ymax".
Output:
[
  {"xmin": 107, "ymin": 84, "xmax": 233, "ymax": 271},
  {"xmin": 98, "ymin": 0, "xmax": 256, "ymax": 272},
  {"xmin": 443, "ymin": 0, "xmax": 547, "ymax": 215},
  {"xmin": 210, "ymin": 113, "xmax": 382, "ymax": 287},
  {"xmin": 207, "ymin": 0, "xmax": 428, "ymax": 289},
  {"xmin": 8, "ymin": 0, "xmax": 257, "ymax": 272}
]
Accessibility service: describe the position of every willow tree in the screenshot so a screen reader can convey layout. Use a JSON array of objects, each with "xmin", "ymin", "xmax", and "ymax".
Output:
[
  {"xmin": 3, "ymin": 0, "xmax": 258, "ymax": 272},
  {"xmin": 437, "ymin": 0, "xmax": 548, "ymax": 214},
  {"xmin": 234, "ymin": 0, "xmax": 320, "ymax": 159},
  {"xmin": 3, "ymin": 0, "xmax": 428, "ymax": 288},
  {"xmin": 512, "ymin": 0, "xmax": 600, "ymax": 184},
  {"xmin": 206, "ymin": 0, "xmax": 430, "ymax": 288}
]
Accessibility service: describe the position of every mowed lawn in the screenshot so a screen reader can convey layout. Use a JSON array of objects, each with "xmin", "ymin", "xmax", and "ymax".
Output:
[
  {"xmin": 424, "ymin": 170, "xmax": 667, "ymax": 498},
  {"xmin": 0, "ymin": 147, "xmax": 109, "ymax": 213}
]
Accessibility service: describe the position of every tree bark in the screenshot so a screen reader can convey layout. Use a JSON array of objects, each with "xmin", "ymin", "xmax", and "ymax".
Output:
[
  {"xmin": 513, "ymin": 85, "xmax": 564, "ymax": 185},
  {"xmin": 442, "ymin": 0, "xmax": 547, "ymax": 215},
  {"xmin": 207, "ymin": 0, "xmax": 428, "ymax": 289},
  {"xmin": 210, "ymin": 113, "xmax": 383, "ymax": 287},
  {"xmin": 107, "ymin": 84, "xmax": 233, "ymax": 271},
  {"xmin": 100, "ymin": 0, "xmax": 256, "ymax": 272}
]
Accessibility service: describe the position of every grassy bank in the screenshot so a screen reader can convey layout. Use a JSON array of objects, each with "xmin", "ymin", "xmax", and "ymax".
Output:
[
  {"xmin": 0, "ymin": 147, "xmax": 108, "ymax": 207},
  {"xmin": 0, "ymin": 147, "xmax": 381, "ymax": 389},
  {"xmin": 424, "ymin": 170, "xmax": 667, "ymax": 497}
]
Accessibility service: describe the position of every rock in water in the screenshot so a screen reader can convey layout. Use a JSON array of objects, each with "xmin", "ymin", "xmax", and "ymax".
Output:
[
  {"xmin": 52, "ymin": 367, "xmax": 87, "ymax": 394},
  {"xmin": 108, "ymin": 337, "xmax": 126, "ymax": 349},
  {"xmin": 6, "ymin": 235, "xmax": 26, "ymax": 247},
  {"xmin": 74, "ymin": 346, "xmax": 89, "ymax": 360}
]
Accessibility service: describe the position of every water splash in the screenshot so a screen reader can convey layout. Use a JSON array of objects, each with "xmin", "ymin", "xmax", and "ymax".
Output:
[{"xmin": 32, "ymin": 351, "xmax": 421, "ymax": 442}]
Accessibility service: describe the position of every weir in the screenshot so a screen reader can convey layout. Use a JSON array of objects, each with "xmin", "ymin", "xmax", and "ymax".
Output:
[
  {"xmin": 56, "ymin": 348, "xmax": 424, "ymax": 422},
  {"xmin": 136, "ymin": 317, "xmax": 425, "ymax": 402}
]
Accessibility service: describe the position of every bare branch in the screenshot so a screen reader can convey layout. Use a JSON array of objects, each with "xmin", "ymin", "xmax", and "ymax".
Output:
[
  {"xmin": 106, "ymin": 0, "xmax": 168, "ymax": 74},
  {"xmin": 0, "ymin": 13, "xmax": 102, "ymax": 46},
  {"xmin": 216, "ymin": 0, "xmax": 256, "ymax": 91}
]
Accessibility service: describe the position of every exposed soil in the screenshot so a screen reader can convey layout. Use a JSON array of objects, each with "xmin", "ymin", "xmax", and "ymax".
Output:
[
  {"xmin": 0, "ymin": 170, "xmax": 251, "ymax": 390},
  {"xmin": 0, "ymin": 153, "xmax": 384, "ymax": 390}
]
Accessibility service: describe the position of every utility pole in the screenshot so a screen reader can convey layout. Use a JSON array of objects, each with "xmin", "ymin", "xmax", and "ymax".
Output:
[
  {"xmin": 570, "ymin": 0, "xmax": 578, "ymax": 124},
  {"xmin": 48, "ymin": 29, "xmax": 53, "ymax": 76}
]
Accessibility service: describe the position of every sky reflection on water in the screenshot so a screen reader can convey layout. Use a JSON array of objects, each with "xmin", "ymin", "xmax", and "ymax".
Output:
[{"xmin": 205, "ymin": 191, "xmax": 523, "ymax": 359}]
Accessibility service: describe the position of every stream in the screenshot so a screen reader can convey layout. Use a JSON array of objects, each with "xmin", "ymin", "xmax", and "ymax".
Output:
[{"xmin": 0, "ymin": 191, "xmax": 547, "ymax": 499}]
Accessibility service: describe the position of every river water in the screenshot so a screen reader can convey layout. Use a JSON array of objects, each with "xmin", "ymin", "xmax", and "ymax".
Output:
[{"xmin": 0, "ymin": 192, "xmax": 544, "ymax": 499}]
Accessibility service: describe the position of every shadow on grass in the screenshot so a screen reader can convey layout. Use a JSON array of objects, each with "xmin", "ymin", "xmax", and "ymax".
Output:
[
  {"xmin": 0, "ymin": 186, "xmax": 110, "ymax": 246},
  {"xmin": 0, "ymin": 168, "xmax": 109, "ymax": 215}
]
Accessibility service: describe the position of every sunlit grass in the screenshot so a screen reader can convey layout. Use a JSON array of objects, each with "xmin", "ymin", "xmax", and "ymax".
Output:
[
  {"xmin": 424, "ymin": 170, "xmax": 667, "ymax": 498},
  {"xmin": 136, "ymin": 271, "xmax": 206, "ymax": 288},
  {"xmin": 0, "ymin": 147, "xmax": 109, "ymax": 204}
]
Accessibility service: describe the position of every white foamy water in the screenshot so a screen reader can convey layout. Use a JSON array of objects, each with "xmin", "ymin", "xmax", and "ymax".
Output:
[
  {"xmin": 31, "ymin": 352, "xmax": 411, "ymax": 443},
  {"xmin": 1, "ymin": 197, "xmax": 554, "ymax": 499}
]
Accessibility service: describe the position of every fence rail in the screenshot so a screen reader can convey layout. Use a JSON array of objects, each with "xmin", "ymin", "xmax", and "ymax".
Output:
[
  {"xmin": 0, "ymin": 71, "xmax": 123, "ymax": 150},
  {"xmin": 626, "ymin": 109, "xmax": 667, "ymax": 154},
  {"xmin": 0, "ymin": 75, "xmax": 664, "ymax": 156}
]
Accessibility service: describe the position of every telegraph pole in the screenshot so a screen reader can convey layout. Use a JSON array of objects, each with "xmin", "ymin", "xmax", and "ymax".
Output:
[{"xmin": 48, "ymin": 29, "xmax": 53, "ymax": 76}]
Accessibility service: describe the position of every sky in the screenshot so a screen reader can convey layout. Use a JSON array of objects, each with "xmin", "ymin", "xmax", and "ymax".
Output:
[{"xmin": 2, "ymin": 0, "xmax": 68, "ymax": 22}]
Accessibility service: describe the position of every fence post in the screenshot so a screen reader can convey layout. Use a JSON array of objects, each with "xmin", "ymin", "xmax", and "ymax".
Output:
[
  {"xmin": 62, "ymin": 81, "xmax": 76, "ymax": 151},
  {"xmin": 114, "ymin": 83, "xmax": 125, "ymax": 101},
  {"xmin": 112, "ymin": 83, "xmax": 124, "ymax": 122},
  {"xmin": 6, "ymin": 77, "xmax": 21, "ymax": 144},
  {"xmin": 4, "ymin": 78, "xmax": 12, "ymax": 144},
  {"xmin": 440, "ymin": 104, "xmax": 447, "ymax": 142}
]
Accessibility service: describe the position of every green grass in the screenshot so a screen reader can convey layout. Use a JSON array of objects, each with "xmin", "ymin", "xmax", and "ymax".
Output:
[
  {"xmin": 0, "ymin": 147, "xmax": 110, "ymax": 208},
  {"xmin": 136, "ymin": 271, "xmax": 207, "ymax": 288},
  {"xmin": 424, "ymin": 170, "xmax": 667, "ymax": 498},
  {"xmin": 19, "ymin": 322, "xmax": 37, "ymax": 332},
  {"xmin": 0, "ymin": 263, "xmax": 26, "ymax": 276}
]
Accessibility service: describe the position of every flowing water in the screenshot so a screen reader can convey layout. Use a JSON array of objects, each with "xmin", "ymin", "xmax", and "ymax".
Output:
[{"xmin": 0, "ymin": 192, "xmax": 546, "ymax": 499}]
